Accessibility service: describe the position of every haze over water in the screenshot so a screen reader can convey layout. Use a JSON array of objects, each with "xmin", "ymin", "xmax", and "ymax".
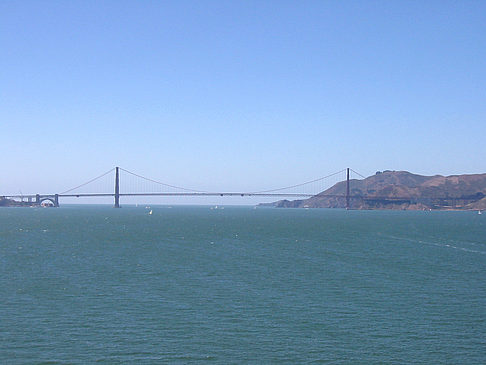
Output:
[{"xmin": 1, "ymin": 206, "xmax": 485, "ymax": 363}]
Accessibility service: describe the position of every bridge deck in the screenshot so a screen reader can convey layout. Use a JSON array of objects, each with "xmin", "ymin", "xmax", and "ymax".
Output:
[{"xmin": 3, "ymin": 192, "xmax": 478, "ymax": 201}]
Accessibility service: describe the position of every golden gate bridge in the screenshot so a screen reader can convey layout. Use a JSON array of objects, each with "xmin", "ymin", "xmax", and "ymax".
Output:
[{"xmin": 1, "ymin": 167, "xmax": 365, "ymax": 208}]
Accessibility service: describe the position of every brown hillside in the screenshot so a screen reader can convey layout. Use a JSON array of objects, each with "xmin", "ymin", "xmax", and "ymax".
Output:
[{"xmin": 266, "ymin": 170, "xmax": 486, "ymax": 210}]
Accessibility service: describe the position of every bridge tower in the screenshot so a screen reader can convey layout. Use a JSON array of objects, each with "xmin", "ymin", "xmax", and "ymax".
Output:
[
  {"xmin": 114, "ymin": 166, "xmax": 120, "ymax": 208},
  {"xmin": 346, "ymin": 168, "xmax": 350, "ymax": 209}
]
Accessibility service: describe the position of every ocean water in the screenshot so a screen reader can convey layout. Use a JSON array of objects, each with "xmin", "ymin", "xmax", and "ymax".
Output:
[{"xmin": 1, "ymin": 205, "xmax": 485, "ymax": 364}]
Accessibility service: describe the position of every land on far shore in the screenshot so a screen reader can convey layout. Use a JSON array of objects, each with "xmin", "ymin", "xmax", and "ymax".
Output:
[
  {"xmin": 261, "ymin": 170, "xmax": 486, "ymax": 210},
  {"xmin": 0, "ymin": 197, "xmax": 39, "ymax": 207}
]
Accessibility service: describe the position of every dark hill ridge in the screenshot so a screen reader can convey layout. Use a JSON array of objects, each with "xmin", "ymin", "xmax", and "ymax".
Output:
[{"xmin": 262, "ymin": 170, "xmax": 486, "ymax": 210}]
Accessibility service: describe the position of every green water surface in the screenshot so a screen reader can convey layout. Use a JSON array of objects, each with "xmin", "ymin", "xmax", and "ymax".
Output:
[{"xmin": 1, "ymin": 206, "xmax": 485, "ymax": 363}]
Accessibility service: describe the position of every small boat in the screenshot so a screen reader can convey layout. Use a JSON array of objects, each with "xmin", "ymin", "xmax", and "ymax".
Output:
[
  {"xmin": 479, "ymin": 210, "xmax": 482, "ymax": 215},
  {"xmin": 149, "ymin": 210, "xmax": 153, "ymax": 215}
]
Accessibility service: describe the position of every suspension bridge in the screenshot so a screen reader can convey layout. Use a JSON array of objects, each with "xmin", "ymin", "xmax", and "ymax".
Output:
[{"xmin": 1, "ymin": 167, "xmax": 364, "ymax": 208}]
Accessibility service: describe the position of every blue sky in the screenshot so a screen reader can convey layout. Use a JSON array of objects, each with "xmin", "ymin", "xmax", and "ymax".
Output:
[{"xmin": 1, "ymin": 1, "xmax": 485, "ymax": 203}]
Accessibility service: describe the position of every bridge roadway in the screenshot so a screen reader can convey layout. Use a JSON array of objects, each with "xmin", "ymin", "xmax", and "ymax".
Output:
[
  {"xmin": 3, "ymin": 192, "xmax": 319, "ymax": 199},
  {"xmin": 3, "ymin": 192, "xmax": 476, "ymax": 200},
  {"xmin": 1, "ymin": 192, "xmax": 323, "ymax": 207},
  {"xmin": 4, "ymin": 192, "xmax": 474, "ymax": 202}
]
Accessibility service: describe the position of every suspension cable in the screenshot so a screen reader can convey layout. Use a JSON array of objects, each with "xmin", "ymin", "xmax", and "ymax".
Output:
[
  {"xmin": 59, "ymin": 168, "xmax": 115, "ymax": 194},
  {"xmin": 249, "ymin": 169, "xmax": 347, "ymax": 194},
  {"xmin": 59, "ymin": 166, "xmax": 364, "ymax": 196},
  {"xmin": 119, "ymin": 167, "xmax": 207, "ymax": 193},
  {"xmin": 350, "ymin": 168, "xmax": 366, "ymax": 179}
]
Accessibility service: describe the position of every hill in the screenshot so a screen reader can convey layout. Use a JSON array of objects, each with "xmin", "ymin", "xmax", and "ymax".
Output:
[{"xmin": 262, "ymin": 170, "xmax": 486, "ymax": 210}]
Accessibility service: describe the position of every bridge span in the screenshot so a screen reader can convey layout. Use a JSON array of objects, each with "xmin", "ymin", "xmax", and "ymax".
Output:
[
  {"xmin": 2, "ymin": 167, "xmax": 479, "ymax": 209},
  {"xmin": 2, "ymin": 167, "xmax": 358, "ymax": 208}
]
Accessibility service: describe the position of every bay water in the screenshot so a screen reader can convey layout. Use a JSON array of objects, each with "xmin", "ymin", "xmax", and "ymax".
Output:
[{"xmin": 1, "ymin": 206, "xmax": 485, "ymax": 363}]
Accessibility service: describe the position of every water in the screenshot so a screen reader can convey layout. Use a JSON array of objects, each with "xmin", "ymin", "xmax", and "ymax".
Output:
[{"xmin": 1, "ymin": 206, "xmax": 485, "ymax": 363}]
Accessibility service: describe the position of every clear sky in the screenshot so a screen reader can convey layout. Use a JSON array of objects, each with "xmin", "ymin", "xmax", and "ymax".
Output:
[{"xmin": 1, "ymin": 1, "xmax": 485, "ymax": 203}]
